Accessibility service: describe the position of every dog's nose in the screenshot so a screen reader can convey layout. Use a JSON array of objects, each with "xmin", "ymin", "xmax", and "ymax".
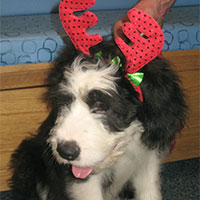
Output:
[{"xmin": 57, "ymin": 141, "xmax": 80, "ymax": 161}]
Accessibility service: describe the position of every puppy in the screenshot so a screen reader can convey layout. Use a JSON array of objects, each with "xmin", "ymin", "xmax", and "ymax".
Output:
[{"xmin": 10, "ymin": 41, "xmax": 187, "ymax": 200}]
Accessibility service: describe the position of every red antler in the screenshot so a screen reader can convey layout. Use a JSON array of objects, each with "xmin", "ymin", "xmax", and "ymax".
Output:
[
  {"xmin": 59, "ymin": 0, "xmax": 102, "ymax": 56},
  {"xmin": 115, "ymin": 8, "xmax": 164, "ymax": 101},
  {"xmin": 115, "ymin": 8, "xmax": 164, "ymax": 73}
]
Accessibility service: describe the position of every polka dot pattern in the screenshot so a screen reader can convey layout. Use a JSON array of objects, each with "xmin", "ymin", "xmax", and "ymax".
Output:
[
  {"xmin": 115, "ymin": 8, "xmax": 164, "ymax": 74},
  {"xmin": 59, "ymin": 0, "xmax": 102, "ymax": 55},
  {"xmin": 115, "ymin": 8, "xmax": 165, "ymax": 102}
]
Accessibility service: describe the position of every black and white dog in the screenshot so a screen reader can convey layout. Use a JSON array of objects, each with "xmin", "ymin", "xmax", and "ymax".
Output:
[{"xmin": 10, "ymin": 41, "xmax": 187, "ymax": 200}]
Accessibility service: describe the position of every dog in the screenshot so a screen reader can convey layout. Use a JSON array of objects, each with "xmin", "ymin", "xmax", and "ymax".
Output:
[{"xmin": 10, "ymin": 40, "xmax": 187, "ymax": 200}]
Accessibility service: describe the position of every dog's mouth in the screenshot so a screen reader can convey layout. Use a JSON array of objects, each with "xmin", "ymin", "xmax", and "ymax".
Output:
[
  {"xmin": 71, "ymin": 137, "xmax": 131, "ymax": 179},
  {"xmin": 72, "ymin": 165, "xmax": 94, "ymax": 179}
]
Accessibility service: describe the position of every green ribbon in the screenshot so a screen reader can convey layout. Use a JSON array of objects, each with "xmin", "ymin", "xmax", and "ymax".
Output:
[
  {"xmin": 95, "ymin": 51, "xmax": 122, "ymax": 67},
  {"xmin": 95, "ymin": 51, "xmax": 143, "ymax": 86},
  {"xmin": 95, "ymin": 51, "xmax": 103, "ymax": 59},
  {"xmin": 109, "ymin": 56, "xmax": 122, "ymax": 67},
  {"xmin": 127, "ymin": 72, "xmax": 144, "ymax": 86}
]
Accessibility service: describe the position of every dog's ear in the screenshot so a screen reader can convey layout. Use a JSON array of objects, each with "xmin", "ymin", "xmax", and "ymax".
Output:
[{"xmin": 138, "ymin": 58, "xmax": 187, "ymax": 150}]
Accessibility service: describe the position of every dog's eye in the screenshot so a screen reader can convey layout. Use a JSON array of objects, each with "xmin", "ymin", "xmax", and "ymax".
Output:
[
  {"xmin": 87, "ymin": 90, "xmax": 109, "ymax": 114},
  {"xmin": 91, "ymin": 101, "xmax": 107, "ymax": 114}
]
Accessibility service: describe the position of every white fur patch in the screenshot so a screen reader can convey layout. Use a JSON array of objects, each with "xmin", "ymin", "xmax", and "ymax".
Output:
[
  {"xmin": 69, "ymin": 174, "xmax": 103, "ymax": 200},
  {"xmin": 60, "ymin": 56, "xmax": 120, "ymax": 97}
]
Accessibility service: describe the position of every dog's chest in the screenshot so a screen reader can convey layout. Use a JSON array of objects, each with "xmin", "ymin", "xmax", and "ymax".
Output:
[
  {"xmin": 103, "ymin": 140, "xmax": 140, "ymax": 198},
  {"xmin": 113, "ymin": 148, "xmax": 137, "ymax": 182}
]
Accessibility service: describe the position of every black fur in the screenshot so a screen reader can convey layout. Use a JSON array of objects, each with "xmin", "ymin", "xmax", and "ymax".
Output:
[{"xmin": 9, "ymin": 40, "xmax": 187, "ymax": 199}]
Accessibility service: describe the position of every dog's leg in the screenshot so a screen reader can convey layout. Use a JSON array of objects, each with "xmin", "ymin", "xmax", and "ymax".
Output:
[
  {"xmin": 70, "ymin": 174, "xmax": 103, "ymax": 200},
  {"xmin": 131, "ymin": 150, "xmax": 162, "ymax": 200}
]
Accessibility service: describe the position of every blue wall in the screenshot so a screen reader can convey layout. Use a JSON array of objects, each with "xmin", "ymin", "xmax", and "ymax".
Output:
[{"xmin": 0, "ymin": 0, "xmax": 199, "ymax": 16}]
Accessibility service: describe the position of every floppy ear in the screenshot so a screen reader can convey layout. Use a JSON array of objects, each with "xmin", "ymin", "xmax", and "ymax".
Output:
[{"xmin": 138, "ymin": 58, "xmax": 187, "ymax": 150}]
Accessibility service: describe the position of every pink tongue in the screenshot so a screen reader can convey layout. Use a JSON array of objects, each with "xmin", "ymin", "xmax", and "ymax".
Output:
[{"xmin": 72, "ymin": 166, "xmax": 93, "ymax": 179}]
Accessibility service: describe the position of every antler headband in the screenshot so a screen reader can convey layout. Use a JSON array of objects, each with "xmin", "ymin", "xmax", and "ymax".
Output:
[{"xmin": 59, "ymin": 0, "xmax": 164, "ymax": 101}]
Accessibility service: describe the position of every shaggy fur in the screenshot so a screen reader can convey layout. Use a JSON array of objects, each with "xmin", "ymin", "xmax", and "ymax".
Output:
[{"xmin": 10, "ymin": 40, "xmax": 187, "ymax": 200}]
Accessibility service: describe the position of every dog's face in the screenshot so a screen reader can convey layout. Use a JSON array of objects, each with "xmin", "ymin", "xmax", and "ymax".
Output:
[
  {"xmin": 47, "ymin": 55, "xmax": 142, "ymax": 178},
  {"xmin": 46, "ymin": 41, "xmax": 186, "ymax": 179}
]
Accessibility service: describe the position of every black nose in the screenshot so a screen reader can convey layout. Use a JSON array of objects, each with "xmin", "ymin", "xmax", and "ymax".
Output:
[{"xmin": 57, "ymin": 141, "xmax": 80, "ymax": 161}]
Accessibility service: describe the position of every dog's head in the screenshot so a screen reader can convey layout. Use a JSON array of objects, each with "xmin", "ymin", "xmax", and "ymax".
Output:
[
  {"xmin": 45, "ymin": 41, "xmax": 144, "ymax": 178},
  {"xmin": 45, "ymin": 41, "xmax": 186, "ymax": 179}
]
